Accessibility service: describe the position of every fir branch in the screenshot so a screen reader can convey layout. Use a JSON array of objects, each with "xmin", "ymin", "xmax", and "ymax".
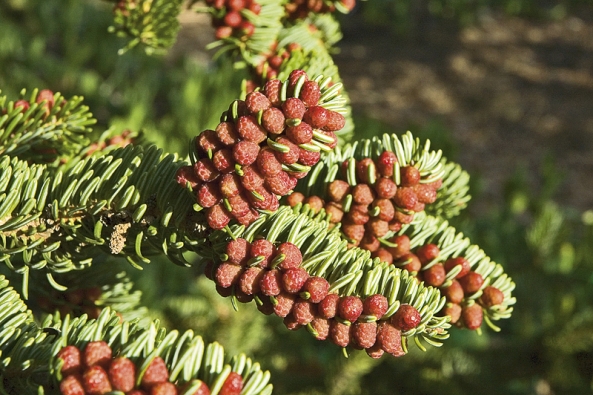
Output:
[
  {"xmin": 401, "ymin": 214, "xmax": 516, "ymax": 331},
  {"xmin": 284, "ymin": 0, "xmax": 356, "ymax": 20},
  {"xmin": 279, "ymin": 14, "xmax": 343, "ymax": 52},
  {"xmin": 273, "ymin": 45, "xmax": 354, "ymax": 140},
  {"xmin": 0, "ymin": 90, "xmax": 96, "ymax": 164},
  {"xmin": 297, "ymin": 131, "xmax": 456, "ymax": 208},
  {"xmin": 294, "ymin": 131, "xmax": 471, "ymax": 221},
  {"xmin": 0, "ymin": 145, "xmax": 202, "ymax": 291},
  {"xmin": 306, "ymin": 13, "xmax": 344, "ymax": 49},
  {"xmin": 0, "ymin": 275, "xmax": 52, "ymax": 394},
  {"xmin": 48, "ymin": 308, "xmax": 273, "ymax": 394},
  {"xmin": 183, "ymin": 69, "xmax": 349, "ymax": 231},
  {"xmin": 203, "ymin": 0, "xmax": 287, "ymax": 66},
  {"xmin": 0, "ymin": 1, "xmax": 529, "ymax": 393},
  {"xmin": 199, "ymin": 195, "xmax": 515, "ymax": 353},
  {"xmin": 0, "ymin": 275, "xmax": 35, "ymax": 353},
  {"xmin": 82, "ymin": 127, "xmax": 146, "ymax": 159},
  {"xmin": 347, "ymin": 132, "xmax": 447, "ymax": 180},
  {"xmin": 201, "ymin": 205, "xmax": 451, "ymax": 355},
  {"xmin": 307, "ymin": 131, "xmax": 444, "ymax": 188},
  {"xmin": 275, "ymin": 47, "xmax": 341, "ymax": 86},
  {"xmin": 426, "ymin": 161, "xmax": 471, "ymax": 219},
  {"xmin": 1, "ymin": 69, "xmax": 349, "ymax": 291},
  {"xmin": 108, "ymin": 0, "xmax": 185, "ymax": 54},
  {"xmin": 239, "ymin": 17, "xmax": 354, "ymax": 141}
]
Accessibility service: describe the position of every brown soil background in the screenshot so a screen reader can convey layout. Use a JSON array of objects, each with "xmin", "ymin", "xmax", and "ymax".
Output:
[{"xmin": 174, "ymin": 10, "xmax": 593, "ymax": 212}]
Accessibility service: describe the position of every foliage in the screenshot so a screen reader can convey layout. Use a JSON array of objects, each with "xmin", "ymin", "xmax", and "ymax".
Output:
[
  {"xmin": 0, "ymin": 0, "xmax": 591, "ymax": 394},
  {"xmin": 0, "ymin": 0, "xmax": 242, "ymax": 157}
]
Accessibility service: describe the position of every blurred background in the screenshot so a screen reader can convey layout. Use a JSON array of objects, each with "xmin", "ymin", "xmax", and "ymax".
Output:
[{"xmin": 1, "ymin": 0, "xmax": 593, "ymax": 393}]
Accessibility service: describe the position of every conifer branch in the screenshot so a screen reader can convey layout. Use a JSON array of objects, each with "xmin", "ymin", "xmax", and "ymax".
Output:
[
  {"xmin": 0, "ymin": 275, "xmax": 51, "ymax": 394},
  {"xmin": 0, "ymin": 145, "xmax": 201, "ymax": 293},
  {"xmin": 0, "ymin": 82, "xmax": 510, "ymax": 365},
  {"xmin": 203, "ymin": 0, "xmax": 287, "ymax": 66},
  {"xmin": 297, "ymin": 131, "xmax": 460, "ymax": 210},
  {"xmin": 201, "ymin": 205, "xmax": 451, "ymax": 357},
  {"xmin": 0, "ymin": 275, "xmax": 273, "ymax": 395},
  {"xmin": 0, "ymin": 0, "xmax": 527, "ymax": 392},
  {"xmin": 400, "ymin": 215, "xmax": 516, "ymax": 331},
  {"xmin": 48, "ymin": 308, "xmax": 272, "ymax": 394},
  {"xmin": 279, "ymin": 14, "xmax": 343, "ymax": 51},
  {"xmin": 0, "ymin": 90, "xmax": 95, "ymax": 164},
  {"xmin": 108, "ymin": 0, "xmax": 185, "ymax": 54},
  {"xmin": 247, "ymin": 43, "xmax": 355, "ymax": 140},
  {"xmin": 426, "ymin": 161, "xmax": 471, "ymax": 218}
]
